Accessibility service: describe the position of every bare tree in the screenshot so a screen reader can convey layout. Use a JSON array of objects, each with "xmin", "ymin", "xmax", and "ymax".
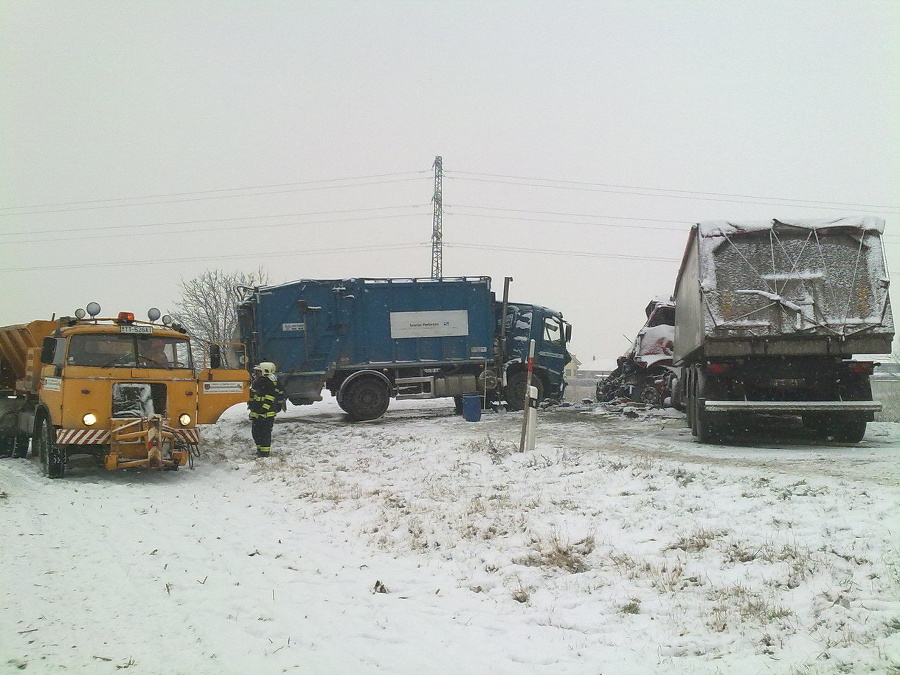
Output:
[{"xmin": 171, "ymin": 268, "xmax": 268, "ymax": 366}]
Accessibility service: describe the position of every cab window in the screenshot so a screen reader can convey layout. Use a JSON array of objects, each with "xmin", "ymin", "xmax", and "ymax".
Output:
[
  {"xmin": 137, "ymin": 337, "xmax": 193, "ymax": 369},
  {"xmin": 67, "ymin": 334, "xmax": 193, "ymax": 369},
  {"xmin": 68, "ymin": 335, "xmax": 134, "ymax": 367},
  {"xmin": 543, "ymin": 318, "xmax": 564, "ymax": 347}
]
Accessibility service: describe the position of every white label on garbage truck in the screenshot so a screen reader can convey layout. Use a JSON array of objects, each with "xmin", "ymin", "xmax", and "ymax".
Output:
[
  {"xmin": 43, "ymin": 377, "xmax": 61, "ymax": 391},
  {"xmin": 281, "ymin": 322, "xmax": 305, "ymax": 332},
  {"xmin": 202, "ymin": 381, "xmax": 244, "ymax": 394},
  {"xmin": 390, "ymin": 310, "xmax": 469, "ymax": 339}
]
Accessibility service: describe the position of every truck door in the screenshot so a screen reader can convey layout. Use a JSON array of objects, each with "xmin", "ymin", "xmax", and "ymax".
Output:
[
  {"xmin": 536, "ymin": 313, "xmax": 571, "ymax": 375},
  {"xmin": 196, "ymin": 342, "xmax": 250, "ymax": 424}
]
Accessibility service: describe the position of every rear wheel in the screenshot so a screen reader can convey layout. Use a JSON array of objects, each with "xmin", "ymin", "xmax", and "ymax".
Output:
[
  {"xmin": 829, "ymin": 418, "xmax": 867, "ymax": 443},
  {"xmin": 342, "ymin": 377, "xmax": 391, "ymax": 421},
  {"xmin": 35, "ymin": 416, "xmax": 65, "ymax": 478},
  {"xmin": 693, "ymin": 368, "xmax": 722, "ymax": 443},
  {"xmin": 13, "ymin": 434, "xmax": 29, "ymax": 458}
]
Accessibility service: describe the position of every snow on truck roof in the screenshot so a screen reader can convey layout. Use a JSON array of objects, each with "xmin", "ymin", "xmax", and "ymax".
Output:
[{"xmin": 697, "ymin": 216, "xmax": 885, "ymax": 237}]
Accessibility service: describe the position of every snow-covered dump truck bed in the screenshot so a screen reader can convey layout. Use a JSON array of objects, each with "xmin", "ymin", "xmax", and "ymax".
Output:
[{"xmin": 673, "ymin": 217, "xmax": 893, "ymax": 363}]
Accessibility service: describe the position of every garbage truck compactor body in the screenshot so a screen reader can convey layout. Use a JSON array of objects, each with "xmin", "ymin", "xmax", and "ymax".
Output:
[
  {"xmin": 674, "ymin": 217, "xmax": 894, "ymax": 443},
  {"xmin": 0, "ymin": 312, "xmax": 249, "ymax": 477},
  {"xmin": 238, "ymin": 276, "xmax": 572, "ymax": 420}
]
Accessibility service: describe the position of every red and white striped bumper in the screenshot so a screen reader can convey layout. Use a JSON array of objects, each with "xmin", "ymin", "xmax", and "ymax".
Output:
[
  {"xmin": 55, "ymin": 426, "xmax": 200, "ymax": 445},
  {"xmin": 174, "ymin": 428, "xmax": 200, "ymax": 444},
  {"xmin": 56, "ymin": 428, "xmax": 111, "ymax": 445}
]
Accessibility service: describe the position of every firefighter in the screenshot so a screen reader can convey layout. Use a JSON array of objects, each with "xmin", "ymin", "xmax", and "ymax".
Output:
[{"xmin": 248, "ymin": 361, "xmax": 284, "ymax": 458}]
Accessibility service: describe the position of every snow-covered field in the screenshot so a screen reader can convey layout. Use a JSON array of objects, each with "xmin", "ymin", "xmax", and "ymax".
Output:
[{"xmin": 2, "ymin": 398, "xmax": 898, "ymax": 675}]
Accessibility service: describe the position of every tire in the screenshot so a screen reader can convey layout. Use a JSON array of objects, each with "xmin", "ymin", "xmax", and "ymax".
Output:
[
  {"xmin": 638, "ymin": 384, "xmax": 660, "ymax": 407},
  {"xmin": 829, "ymin": 418, "xmax": 867, "ymax": 443},
  {"xmin": 504, "ymin": 372, "xmax": 543, "ymax": 412},
  {"xmin": 342, "ymin": 377, "xmax": 391, "ymax": 421},
  {"xmin": 695, "ymin": 405, "xmax": 718, "ymax": 443},
  {"xmin": 693, "ymin": 368, "xmax": 721, "ymax": 444},
  {"xmin": 35, "ymin": 415, "xmax": 65, "ymax": 478},
  {"xmin": 802, "ymin": 413, "xmax": 830, "ymax": 438},
  {"xmin": 0, "ymin": 435, "xmax": 14, "ymax": 458},
  {"xmin": 13, "ymin": 434, "xmax": 29, "ymax": 458},
  {"xmin": 686, "ymin": 367, "xmax": 697, "ymax": 434},
  {"xmin": 670, "ymin": 373, "xmax": 685, "ymax": 412}
]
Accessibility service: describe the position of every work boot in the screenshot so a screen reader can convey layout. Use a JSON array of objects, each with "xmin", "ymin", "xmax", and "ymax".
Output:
[{"xmin": 256, "ymin": 446, "xmax": 270, "ymax": 458}]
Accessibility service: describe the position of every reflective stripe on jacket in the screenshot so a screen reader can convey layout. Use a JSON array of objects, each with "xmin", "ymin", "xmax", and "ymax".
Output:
[{"xmin": 249, "ymin": 374, "xmax": 284, "ymax": 419}]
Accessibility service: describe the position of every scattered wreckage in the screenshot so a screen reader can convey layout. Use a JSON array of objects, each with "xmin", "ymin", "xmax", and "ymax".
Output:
[{"xmin": 596, "ymin": 298, "xmax": 681, "ymax": 408}]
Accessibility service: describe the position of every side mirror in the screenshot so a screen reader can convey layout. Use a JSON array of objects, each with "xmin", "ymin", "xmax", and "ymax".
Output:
[
  {"xmin": 40, "ymin": 337, "xmax": 60, "ymax": 365},
  {"xmin": 209, "ymin": 344, "xmax": 222, "ymax": 369},
  {"xmin": 565, "ymin": 323, "xmax": 572, "ymax": 343}
]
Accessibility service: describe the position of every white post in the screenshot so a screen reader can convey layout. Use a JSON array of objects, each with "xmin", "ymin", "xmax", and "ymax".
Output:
[
  {"xmin": 523, "ymin": 385, "xmax": 537, "ymax": 452},
  {"xmin": 518, "ymin": 339, "xmax": 536, "ymax": 452}
]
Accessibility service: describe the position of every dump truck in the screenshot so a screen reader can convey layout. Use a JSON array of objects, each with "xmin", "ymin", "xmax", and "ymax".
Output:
[
  {"xmin": 237, "ymin": 276, "xmax": 572, "ymax": 420},
  {"xmin": 673, "ymin": 217, "xmax": 893, "ymax": 443},
  {"xmin": 0, "ymin": 305, "xmax": 249, "ymax": 477}
]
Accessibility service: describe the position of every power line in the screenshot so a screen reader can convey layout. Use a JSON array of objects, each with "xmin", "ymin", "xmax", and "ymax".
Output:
[
  {"xmin": 0, "ymin": 171, "xmax": 429, "ymax": 212},
  {"xmin": 1, "ymin": 206, "xmax": 430, "ymax": 244},
  {"xmin": 447, "ymin": 171, "xmax": 900, "ymax": 212},
  {"xmin": 446, "ymin": 208, "xmax": 691, "ymax": 234},
  {"xmin": 452, "ymin": 205, "xmax": 695, "ymax": 225},
  {"xmin": 5, "ymin": 213, "xmax": 428, "ymax": 246},
  {"xmin": 0, "ymin": 242, "xmax": 429, "ymax": 273},
  {"xmin": 448, "ymin": 205, "xmax": 900, "ymax": 239},
  {"xmin": 1, "ymin": 176, "xmax": 431, "ymax": 217},
  {"xmin": 444, "ymin": 242, "xmax": 681, "ymax": 263}
]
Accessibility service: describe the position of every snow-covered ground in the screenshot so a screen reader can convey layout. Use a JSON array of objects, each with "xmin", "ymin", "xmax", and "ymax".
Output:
[{"xmin": 2, "ymin": 397, "xmax": 898, "ymax": 674}]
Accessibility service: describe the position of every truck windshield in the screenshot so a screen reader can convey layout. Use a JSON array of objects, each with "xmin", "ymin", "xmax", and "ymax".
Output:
[{"xmin": 67, "ymin": 334, "xmax": 193, "ymax": 369}]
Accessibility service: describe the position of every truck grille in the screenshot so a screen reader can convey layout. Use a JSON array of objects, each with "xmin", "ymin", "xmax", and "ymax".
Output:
[{"xmin": 112, "ymin": 382, "xmax": 167, "ymax": 418}]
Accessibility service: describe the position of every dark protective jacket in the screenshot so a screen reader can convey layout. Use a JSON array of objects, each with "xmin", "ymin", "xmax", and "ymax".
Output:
[{"xmin": 248, "ymin": 374, "xmax": 285, "ymax": 419}]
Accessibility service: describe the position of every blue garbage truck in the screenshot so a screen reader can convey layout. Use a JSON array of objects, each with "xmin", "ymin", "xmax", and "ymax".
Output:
[{"xmin": 237, "ymin": 276, "xmax": 572, "ymax": 420}]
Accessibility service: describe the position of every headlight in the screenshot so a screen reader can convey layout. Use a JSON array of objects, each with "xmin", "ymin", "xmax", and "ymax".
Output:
[
  {"xmin": 179, "ymin": 413, "xmax": 192, "ymax": 426},
  {"xmin": 83, "ymin": 413, "xmax": 97, "ymax": 426}
]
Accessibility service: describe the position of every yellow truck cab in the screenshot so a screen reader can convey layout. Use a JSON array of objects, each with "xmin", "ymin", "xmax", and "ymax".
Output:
[{"xmin": 0, "ymin": 306, "xmax": 248, "ymax": 477}]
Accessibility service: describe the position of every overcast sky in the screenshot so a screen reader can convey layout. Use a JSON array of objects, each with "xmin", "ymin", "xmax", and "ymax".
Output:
[{"xmin": 2, "ymin": 1, "xmax": 898, "ymax": 361}]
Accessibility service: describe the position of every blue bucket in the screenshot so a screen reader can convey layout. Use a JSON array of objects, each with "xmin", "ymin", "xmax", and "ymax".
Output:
[{"xmin": 462, "ymin": 393, "xmax": 482, "ymax": 422}]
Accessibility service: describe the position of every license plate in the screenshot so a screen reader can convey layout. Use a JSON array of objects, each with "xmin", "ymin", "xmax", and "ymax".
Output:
[
  {"xmin": 771, "ymin": 378, "xmax": 804, "ymax": 387},
  {"xmin": 120, "ymin": 325, "xmax": 152, "ymax": 334}
]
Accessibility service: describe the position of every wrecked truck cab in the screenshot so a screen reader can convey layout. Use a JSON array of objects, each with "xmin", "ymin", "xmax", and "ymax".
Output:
[{"xmin": 597, "ymin": 298, "xmax": 679, "ymax": 407}]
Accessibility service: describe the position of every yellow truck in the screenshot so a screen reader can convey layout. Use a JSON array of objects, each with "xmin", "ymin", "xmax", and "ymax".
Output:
[{"xmin": 0, "ymin": 305, "xmax": 249, "ymax": 477}]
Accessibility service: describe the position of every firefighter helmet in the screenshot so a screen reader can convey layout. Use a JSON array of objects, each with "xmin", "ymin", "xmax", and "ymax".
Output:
[{"xmin": 255, "ymin": 362, "xmax": 277, "ymax": 377}]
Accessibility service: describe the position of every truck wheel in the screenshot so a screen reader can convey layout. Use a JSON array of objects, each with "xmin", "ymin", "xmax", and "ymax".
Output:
[
  {"xmin": 695, "ymin": 408, "xmax": 719, "ymax": 443},
  {"xmin": 504, "ymin": 373, "xmax": 543, "ymax": 412},
  {"xmin": 670, "ymin": 373, "xmax": 685, "ymax": 412},
  {"xmin": 686, "ymin": 368, "xmax": 697, "ymax": 434},
  {"xmin": 35, "ymin": 416, "xmax": 65, "ymax": 478},
  {"xmin": 693, "ymin": 368, "xmax": 721, "ymax": 443},
  {"xmin": 13, "ymin": 434, "xmax": 30, "ymax": 458},
  {"xmin": 342, "ymin": 377, "xmax": 390, "ymax": 421},
  {"xmin": 830, "ymin": 419, "xmax": 867, "ymax": 443},
  {"xmin": 638, "ymin": 384, "xmax": 660, "ymax": 407}
]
